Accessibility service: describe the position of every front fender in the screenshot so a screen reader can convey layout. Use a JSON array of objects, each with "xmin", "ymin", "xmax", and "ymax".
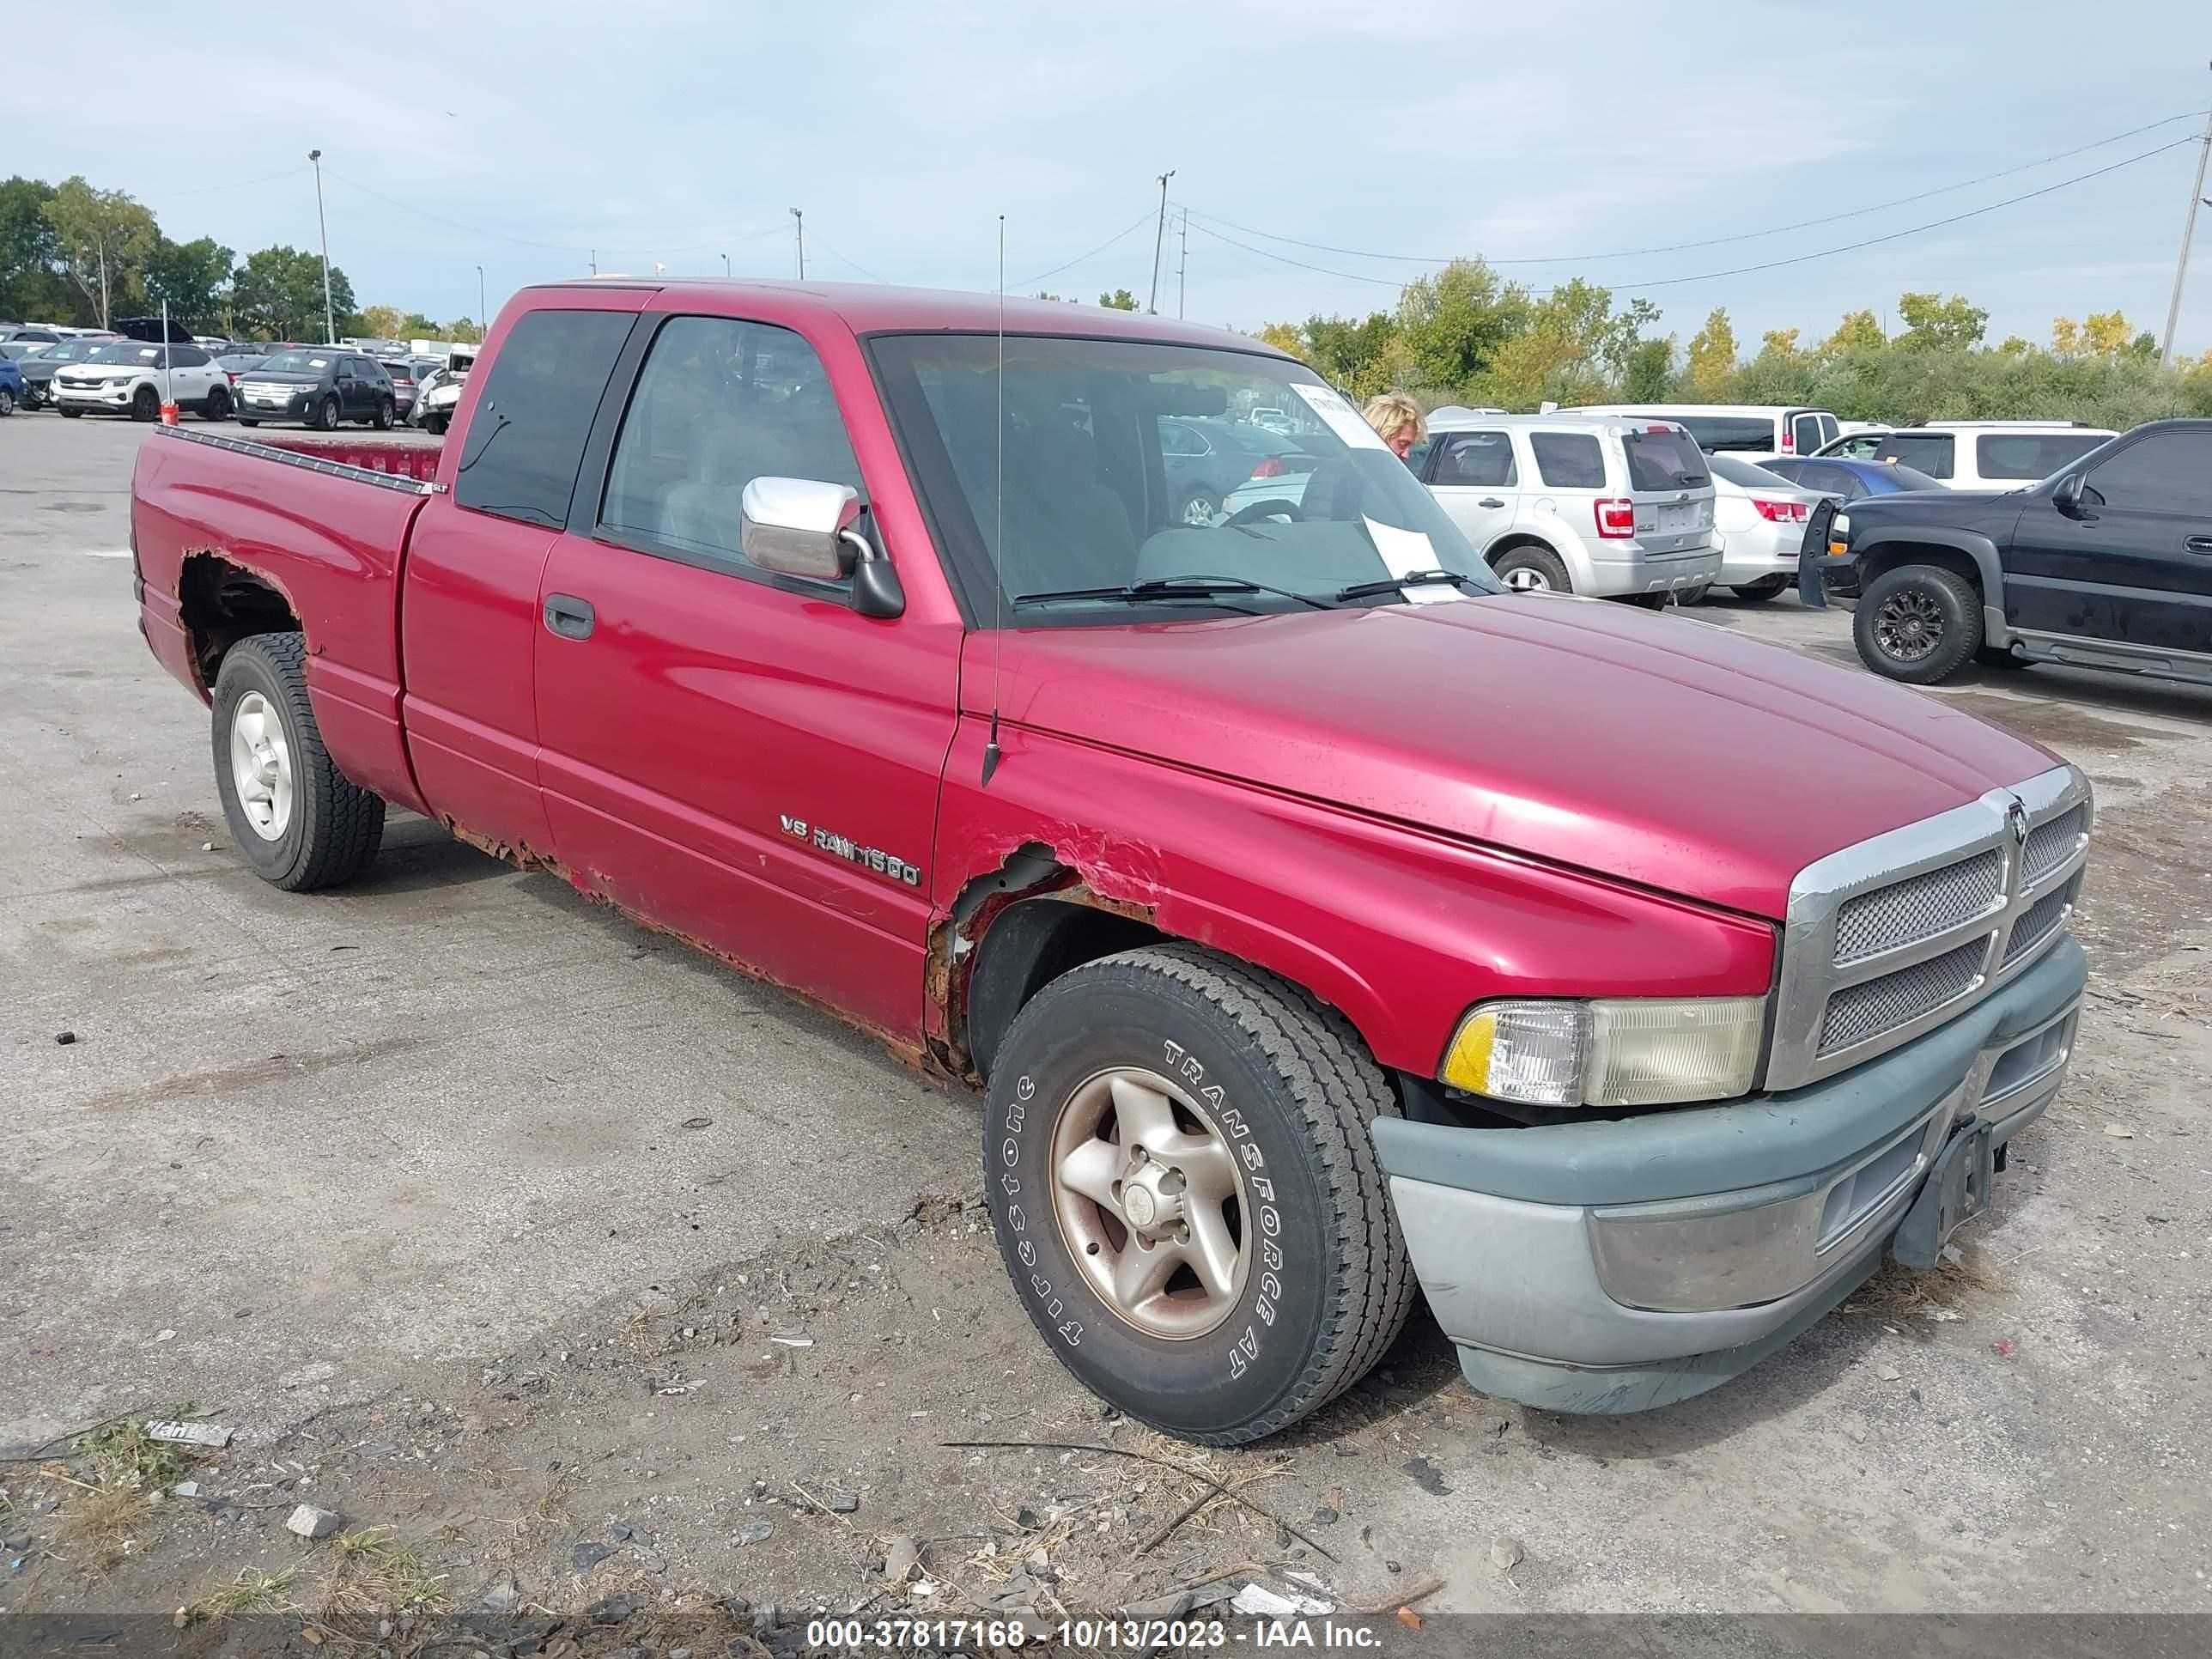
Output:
[{"xmin": 1853, "ymin": 522, "xmax": 2011, "ymax": 644}]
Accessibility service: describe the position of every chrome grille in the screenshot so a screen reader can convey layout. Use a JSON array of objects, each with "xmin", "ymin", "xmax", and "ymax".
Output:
[
  {"xmin": 1819, "ymin": 939, "xmax": 1988, "ymax": 1054},
  {"xmin": 2003, "ymin": 875, "xmax": 2077, "ymax": 967},
  {"xmin": 1832, "ymin": 849, "xmax": 2002, "ymax": 965},
  {"xmin": 2023, "ymin": 805, "xmax": 2087, "ymax": 887}
]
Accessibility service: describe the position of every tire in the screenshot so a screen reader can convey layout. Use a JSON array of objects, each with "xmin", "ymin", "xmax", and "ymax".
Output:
[
  {"xmin": 60, "ymin": 406, "xmax": 82, "ymax": 418},
  {"xmin": 0, "ymin": 386, "xmax": 14, "ymax": 416},
  {"xmin": 210, "ymin": 633, "xmax": 385, "ymax": 892},
  {"xmin": 1731, "ymin": 576, "xmax": 1789, "ymax": 600},
  {"xmin": 1854, "ymin": 564, "xmax": 1982, "ymax": 684},
  {"xmin": 423, "ymin": 412, "xmax": 448, "ymax": 436},
  {"xmin": 131, "ymin": 385, "xmax": 159, "ymax": 422},
  {"xmin": 238, "ymin": 417, "xmax": 259, "ymax": 427},
  {"xmin": 313, "ymin": 393, "xmax": 340, "ymax": 431},
  {"xmin": 201, "ymin": 385, "xmax": 231, "ymax": 422},
  {"xmin": 1177, "ymin": 488, "xmax": 1221, "ymax": 526},
  {"xmin": 983, "ymin": 943, "xmax": 1415, "ymax": 1446},
  {"xmin": 372, "ymin": 396, "xmax": 394, "ymax": 431},
  {"xmin": 1975, "ymin": 646, "xmax": 2033, "ymax": 672},
  {"xmin": 1490, "ymin": 543, "xmax": 1572, "ymax": 595}
]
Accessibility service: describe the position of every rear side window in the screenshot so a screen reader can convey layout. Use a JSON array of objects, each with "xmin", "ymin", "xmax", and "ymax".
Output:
[
  {"xmin": 1790, "ymin": 412, "xmax": 1824, "ymax": 454},
  {"xmin": 1975, "ymin": 433, "xmax": 2106, "ymax": 481},
  {"xmin": 1876, "ymin": 433, "xmax": 1954, "ymax": 480},
  {"xmin": 171, "ymin": 346, "xmax": 209, "ymax": 368},
  {"xmin": 1531, "ymin": 432, "xmax": 1605, "ymax": 489},
  {"xmin": 454, "ymin": 308, "xmax": 635, "ymax": 529},
  {"xmin": 1431, "ymin": 430, "xmax": 1516, "ymax": 487},
  {"xmin": 1622, "ymin": 429, "xmax": 1708, "ymax": 490},
  {"xmin": 1674, "ymin": 415, "xmax": 1774, "ymax": 453}
]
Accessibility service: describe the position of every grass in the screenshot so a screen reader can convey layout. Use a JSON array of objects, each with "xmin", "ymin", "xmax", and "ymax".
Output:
[
  {"xmin": 317, "ymin": 1528, "xmax": 452, "ymax": 1628},
  {"xmin": 179, "ymin": 1567, "xmax": 297, "ymax": 1626},
  {"xmin": 57, "ymin": 1408, "xmax": 209, "ymax": 1566},
  {"xmin": 1842, "ymin": 1248, "xmax": 2003, "ymax": 1318}
]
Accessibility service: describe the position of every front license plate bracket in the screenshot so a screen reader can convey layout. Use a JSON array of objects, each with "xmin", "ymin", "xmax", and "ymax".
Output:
[{"xmin": 1892, "ymin": 1117, "xmax": 1994, "ymax": 1271}]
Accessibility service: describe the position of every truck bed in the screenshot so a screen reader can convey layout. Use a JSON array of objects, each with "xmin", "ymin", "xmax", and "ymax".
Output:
[{"xmin": 168, "ymin": 425, "xmax": 446, "ymax": 485}]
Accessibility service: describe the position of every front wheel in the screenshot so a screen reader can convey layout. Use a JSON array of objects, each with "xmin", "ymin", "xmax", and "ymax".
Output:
[
  {"xmin": 0, "ymin": 386, "xmax": 15, "ymax": 416},
  {"xmin": 1855, "ymin": 564, "xmax": 1983, "ymax": 684},
  {"xmin": 131, "ymin": 385, "xmax": 159, "ymax": 422},
  {"xmin": 983, "ymin": 945, "xmax": 1414, "ymax": 1446},
  {"xmin": 211, "ymin": 633, "xmax": 386, "ymax": 891},
  {"xmin": 1491, "ymin": 544, "xmax": 1572, "ymax": 594},
  {"xmin": 59, "ymin": 406, "xmax": 82, "ymax": 418},
  {"xmin": 1731, "ymin": 576, "xmax": 1789, "ymax": 600},
  {"xmin": 1177, "ymin": 488, "xmax": 1221, "ymax": 526},
  {"xmin": 371, "ymin": 396, "xmax": 394, "ymax": 430},
  {"xmin": 313, "ymin": 393, "xmax": 340, "ymax": 431},
  {"xmin": 423, "ymin": 411, "xmax": 448, "ymax": 435}
]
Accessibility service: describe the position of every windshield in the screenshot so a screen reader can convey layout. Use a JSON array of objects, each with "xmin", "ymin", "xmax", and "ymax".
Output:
[
  {"xmin": 870, "ymin": 333, "xmax": 1498, "ymax": 622},
  {"xmin": 260, "ymin": 349, "xmax": 334, "ymax": 373},
  {"xmin": 88, "ymin": 343, "xmax": 162, "ymax": 365},
  {"xmin": 1673, "ymin": 415, "xmax": 1777, "ymax": 453}
]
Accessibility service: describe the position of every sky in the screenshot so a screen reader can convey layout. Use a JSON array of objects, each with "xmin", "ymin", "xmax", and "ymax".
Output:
[{"xmin": 25, "ymin": 0, "xmax": 2212, "ymax": 355}]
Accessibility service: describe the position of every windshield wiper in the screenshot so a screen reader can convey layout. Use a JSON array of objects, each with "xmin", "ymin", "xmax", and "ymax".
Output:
[
  {"xmin": 1334, "ymin": 568, "xmax": 1486, "ymax": 603},
  {"xmin": 1013, "ymin": 574, "xmax": 1334, "ymax": 611}
]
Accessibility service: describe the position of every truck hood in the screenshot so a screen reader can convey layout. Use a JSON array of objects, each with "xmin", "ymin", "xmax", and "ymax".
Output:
[
  {"xmin": 988, "ymin": 594, "xmax": 2056, "ymax": 919},
  {"xmin": 1855, "ymin": 487, "xmax": 2026, "ymax": 529}
]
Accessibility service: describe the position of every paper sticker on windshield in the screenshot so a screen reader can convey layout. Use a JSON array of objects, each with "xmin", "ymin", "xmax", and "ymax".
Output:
[
  {"xmin": 1362, "ymin": 517, "xmax": 1461, "ymax": 603},
  {"xmin": 1288, "ymin": 383, "xmax": 1389, "ymax": 452}
]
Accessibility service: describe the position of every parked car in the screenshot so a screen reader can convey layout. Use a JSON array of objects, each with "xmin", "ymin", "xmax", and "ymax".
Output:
[
  {"xmin": 1831, "ymin": 419, "xmax": 2210, "ymax": 686},
  {"xmin": 1247, "ymin": 404, "xmax": 1292, "ymax": 434},
  {"xmin": 213, "ymin": 350, "xmax": 268, "ymax": 388},
  {"xmin": 130, "ymin": 281, "xmax": 2093, "ymax": 1437},
  {"xmin": 409, "ymin": 344, "xmax": 474, "ymax": 433},
  {"xmin": 0, "ymin": 355, "xmax": 21, "ymax": 416},
  {"xmin": 1571, "ymin": 403, "xmax": 1842, "ymax": 459},
  {"xmin": 1158, "ymin": 416, "xmax": 1314, "ymax": 525},
  {"xmin": 234, "ymin": 349, "xmax": 396, "ymax": 429},
  {"xmin": 0, "ymin": 325, "xmax": 62, "ymax": 346},
  {"xmin": 12, "ymin": 337, "xmax": 101, "ymax": 409},
  {"xmin": 1759, "ymin": 454, "xmax": 1948, "ymax": 502},
  {"xmin": 1818, "ymin": 422, "xmax": 2118, "ymax": 489},
  {"xmin": 1705, "ymin": 453, "xmax": 1837, "ymax": 599},
  {"xmin": 52, "ymin": 340, "xmax": 231, "ymax": 421},
  {"xmin": 378, "ymin": 357, "xmax": 428, "ymax": 422}
]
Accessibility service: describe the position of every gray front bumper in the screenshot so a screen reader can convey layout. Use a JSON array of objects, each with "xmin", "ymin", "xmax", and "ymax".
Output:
[{"xmin": 1373, "ymin": 937, "xmax": 2086, "ymax": 1413}]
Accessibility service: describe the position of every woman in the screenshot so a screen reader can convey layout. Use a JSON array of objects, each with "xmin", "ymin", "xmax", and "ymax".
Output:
[{"xmin": 1362, "ymin": 392, "xmax": 1425, "ymax": 461}]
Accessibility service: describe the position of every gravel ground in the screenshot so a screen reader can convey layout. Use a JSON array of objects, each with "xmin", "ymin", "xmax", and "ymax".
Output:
[{"xmin": 3, "ymin": 412, "xmax": 2207, "ymax": 1643}]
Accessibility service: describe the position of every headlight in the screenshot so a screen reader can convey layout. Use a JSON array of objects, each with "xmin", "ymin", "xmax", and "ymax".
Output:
[
  {"xmin": 1831, "ymin": 512, "xmax": 1850, "ymax": 539},
  {"xmin": 1441, "ymin": 997, "xmax": 1766, "ymax": 1108}
]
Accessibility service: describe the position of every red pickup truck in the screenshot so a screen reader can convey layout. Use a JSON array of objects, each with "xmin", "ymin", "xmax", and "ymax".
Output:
[{"xmin": 131, "ymin": 282, "xmax": 2093, "ymax": 1441}]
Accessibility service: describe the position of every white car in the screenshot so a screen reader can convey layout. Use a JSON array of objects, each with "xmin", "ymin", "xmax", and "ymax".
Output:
[
  {"xmin": 1571, "ymin": 403, "xmax": 1842, "ymax": 461},
  {"xmin": 1815, "ymin": 421, "xmax": 2118, "ymax": 489},
  {"xmin": 52, "ymin": 340, "xmax": 231, "ymax": 422},
  {"xmin": 1705, "ymin": 453, "xmax": 1838, "ymax": 599},
  {"xmin": 410, "ymin": 344, "xmax": 477, "ymax": 434}
]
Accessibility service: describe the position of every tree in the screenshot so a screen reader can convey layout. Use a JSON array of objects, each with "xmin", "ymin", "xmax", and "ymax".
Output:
[
  {"xmin": 444, "ymin": 316, "xmax": 484, "ymax": 343},
  {"xmin": 1684, "ymin": 307, "xmax": 1737, "ymax": 397},
  {"xmin": 1395, "ymin": 258, "xmax": 1528, "ymax": 389},
  {"xmin": 0, "ymin": 176, "xmax": 76, "ymax": 324},
  {"xmin": 398, "ymin": 311, "xmax": 441, "ymax": 338},
  {"xmin": 1894, "ymin": 290, "xmax": 1986, "ymax": 352},
  {"xmin": 1474, "ymin": 280, "xmax": 1650, "ymax": 409},
  {"xmin": 1098, "ymin": 288, "xmax": 1137, "ymax": 310},
  {"xmin": 355, "ymin": 303, "xmax": 407, "ymax": 340},
  {"xmin": 232, "ymin": 245, "xmax": 354, "ymax": 341},
  {"xmin": 1620, "ymin": 336, "xmax": 1675, "ymax": 401},
  {"xmin": 1820, "ymin": 309, "xmax": 1885, "ymax": 356},
  {"xmin": 1996, "ymin": 335, "xmax": 2032, "ymax": 356},
  {"xmin": 1256, "ymin": 321, "xmax": 1308, "ymax": 361},
  {"xmin": 142, "ymin": 234, "xmax": 234, "ymax": 330},
  {"xmin": 43, "ymin": 176, "xmax": 158, "ymax": 327}
]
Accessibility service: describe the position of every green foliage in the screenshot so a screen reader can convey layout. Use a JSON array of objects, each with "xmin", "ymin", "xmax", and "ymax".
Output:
[
  {"xmin": 1395, "ymin": 258, "xmax": 1528, "ymax": 389},
  {"xmin": 143, "ymin": 234, "xmax": 235, "ymax": 330},
  {"xmin": 1619, "ymin": 335, "xmax": 1676, "ymax": 401},
  {"xmin": 1895, "ymin": 290, "xmax": 1987, "ymax": 352},
  {"xmin": 1098, "ymin": 288, "xmax": 1138, "ymax": 310},
  {"xmin": 1684, "ymin": 307, "xmax": 1737, "ymax": 397},
  {"xmin": 233, "ymin": 245, "xmax": 355, "ymax": 341},
  {"xmin": 43, "ymin": 176, "xmax": 158, "ymax": 327},
  {"xmin": 0, "ymin": 176, "xmax": 77, "ymax": 323}
]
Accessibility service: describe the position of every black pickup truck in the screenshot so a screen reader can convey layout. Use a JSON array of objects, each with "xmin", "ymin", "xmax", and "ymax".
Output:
[{"xmin": 1834, "ymin": 418, "xmax": 2212, "ymax": 687}]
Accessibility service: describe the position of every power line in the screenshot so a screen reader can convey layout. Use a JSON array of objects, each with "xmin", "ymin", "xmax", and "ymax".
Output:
[
  {"xmin": 1182, "ymin": 137, "xmax": 2200, "ymax": 297},
  {"xmin": 1178, "ymin": 108, "xmax": 2212, "ymax": 268},
  {"xmin": 322, "ymin": 168, "xmax": 782, "ymax": 259},
  {"xmin": 811, "ymin": 234, "xmax": 887, "ymax": 284},
  {"xmin": 1015, "ymin": 206, "xmax": 1158, "ymax": 289},
  {"xmin": 159, "ymin": 164, "xmax": 311, "ymax": 201}
]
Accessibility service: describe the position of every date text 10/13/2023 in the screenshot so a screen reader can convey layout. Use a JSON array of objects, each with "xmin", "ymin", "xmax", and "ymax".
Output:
[{"xmin": 803, "ymin": 1616, "xmax": 1387, "ymax": 1648}]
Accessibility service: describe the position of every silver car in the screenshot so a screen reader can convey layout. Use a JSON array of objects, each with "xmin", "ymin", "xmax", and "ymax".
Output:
[{"xmin": 1706, "ymin": 453, "xmax": 1838, "ymax": 600}]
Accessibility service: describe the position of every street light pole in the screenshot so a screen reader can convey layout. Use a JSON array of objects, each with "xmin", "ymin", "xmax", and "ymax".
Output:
[
  {"xmin": 721, "ymin": 252, "xmax": 732, "ymax": 278},
  {"xmin": 308, "ymin": 149, "xmax": 335, "ymax": 344},
  {"xmin": 476, "ymin": 264, "xmax": 487, "ymax": 333},
  {"xmin": 791, "ymin": 208, "xmax": 805, "ymax": 279},
  {"xmin": 1147, "ymin": 169, "xmax": 1176, "ymax": 313},
  {"xmin": 2159, "ymin": 67, "xmax": 2212, "ymax": 362}
]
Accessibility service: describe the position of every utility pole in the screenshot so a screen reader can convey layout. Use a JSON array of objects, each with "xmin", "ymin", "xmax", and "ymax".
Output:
[
  {"xmin": 721, "ymin": 252, "xmax": 732, "ymax": 278},
  {"xmin": 589, "ymin": 248, "xmax": 597, "ymax": 276},
  {"xmin": 307, "ymin": 149, "xmax": 335, "ymax": 344},
  {"xmin": 2160, "ymin": 68, "xmax": 2212, "ymax": 362},
  {"xmin": 1147, "ymin": 169, "xmax": 1176, "ymax": 313},
  {"xmin": 1176, "ymin": 208, "xmax": 1188, "ymax": 319},
  {"xmin": 476, "ymin": 264, "xmax": 487, "ymax": 332},
  {"xmin": 792, "ymin": 208, "xmax": 805, "ymax": 279}
]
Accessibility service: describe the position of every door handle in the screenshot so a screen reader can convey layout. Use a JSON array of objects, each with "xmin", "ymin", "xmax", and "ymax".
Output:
[
  {"xmin": 1478, "ymin": 497, "xmax": 1505, "ymax": 508},
  {"xmin": 543, "ymin": 593, "xmax": 595, "ymax": 640},
  {"xmin": 2186, "ymin": 537, "xmax": 2212, "ymax": 554}
]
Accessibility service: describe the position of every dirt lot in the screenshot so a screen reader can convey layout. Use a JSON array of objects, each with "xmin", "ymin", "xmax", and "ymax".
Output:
[{"xmin": 3, "ymin": 414, "xmax": 2209, "ymax": 1647}]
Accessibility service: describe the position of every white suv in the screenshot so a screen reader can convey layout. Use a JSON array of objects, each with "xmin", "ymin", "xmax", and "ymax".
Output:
[
  {"xmin": 52, "ymin": 340, "xmax": 230, "ymax": 422},
  {"xmin": 1816, "ymin": 422, "xmax": 2118, "ymax": 489},
  {"xmin": 1416, "ymin": 413, "xmax": 1721, "ymax": 602}
]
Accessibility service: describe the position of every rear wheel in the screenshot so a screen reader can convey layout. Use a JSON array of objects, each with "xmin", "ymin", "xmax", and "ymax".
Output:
[
  {"xmin": 1731, "ymin": 576, "xmax": 1789, "ymax": 600},
  {"xmin": 1490, "ymin": 544, "xmax": 1571, "ymax": 595},
  {"xmin": 211, "ymin": 633, "xmax": 385, "ymax": 891},
  {"xmin": 131, "ymin": 385, "xmax": 159, "ymax": 422},
  {"xmin": 371, "ymin": 396, "xmax": 394, "ymax": 430},
  {"xmin": 983, "ymin": 944, "xmax": 1414, "ymax": 1446},
  {"xmin": 1855, "ymin": 564, "xmax": 1982, "ymax": 684},
  {"xmin": 201, "ymin": 385, "xmax": 231, "ymax": 421},
  {"xmin": 423, "ymin": 411, "xmax": 448, "ymax": 436},
  {"xmin": 1177, "ymin": 488, "xmax": 1221, "ymax": 526}
]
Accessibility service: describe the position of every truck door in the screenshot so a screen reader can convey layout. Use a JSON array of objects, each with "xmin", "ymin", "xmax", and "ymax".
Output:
[
  {"xmin": 399, "ymin": 301, "xmax": 641, "ymax": 860},
  {"xmin": 532, "ymin": 310, "xmax": 961, "ymax": 1042},
  {"xmin": 2004, "ymin": 428, "xmax": 2212, "ymax": 652}
]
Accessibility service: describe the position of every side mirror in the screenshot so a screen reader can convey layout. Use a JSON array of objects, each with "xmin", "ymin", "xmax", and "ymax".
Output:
[
  {"xmin": 741, "ymin": 477, "xmax": 860, "ymax": 581},
  {"xmin": 2051, "ymin": 471, "xmax": 2085, "ymax": 516}
]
